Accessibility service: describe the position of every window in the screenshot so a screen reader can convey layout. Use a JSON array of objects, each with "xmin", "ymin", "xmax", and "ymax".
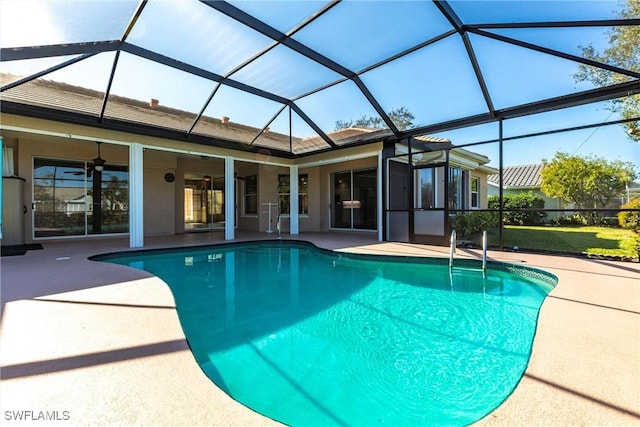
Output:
[
  {"xmin": 243, "ymin": 175, "xmax": 257, "ymax": 215},
  {"xmin": 278, "ymin": 174, "xmax": 308, "ymax": 215},
  {"xmin": 448, "ymin": 167, "xmax": 474, "ymax": 211},
  {"xmin": 471, "ymin": 176, "xmax": 480, "ymax": 208},
  {"xmin": 448, "ymin": 167, "xmax": 463, "ymax": 211},
  {"xmin": 415, "ymin": 168, "xmax": 440, "ymax": 209}
]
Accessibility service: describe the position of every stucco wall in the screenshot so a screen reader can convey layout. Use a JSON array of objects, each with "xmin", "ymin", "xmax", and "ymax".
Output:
[
  {"xmin": 143, "ymin": 149, "xmax": 177, "ymax": 236},
  {"xmin": 470, "ymin": 170, "xmax": 491, "ymax": 209},
  {"xmin": 236, "ymin": 161, "xmax": 260, "ymax": 232}
]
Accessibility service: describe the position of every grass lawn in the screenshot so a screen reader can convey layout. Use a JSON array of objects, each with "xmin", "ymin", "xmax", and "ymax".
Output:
[{"xmin": 485, "ymin": 225, "xmax": 640, "ymax": 261}]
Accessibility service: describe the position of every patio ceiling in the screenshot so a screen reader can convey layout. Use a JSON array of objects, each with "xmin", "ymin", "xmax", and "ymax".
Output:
[{"xmin": 1, "ymin": 0, "xmax": 639, "ymax": 158}]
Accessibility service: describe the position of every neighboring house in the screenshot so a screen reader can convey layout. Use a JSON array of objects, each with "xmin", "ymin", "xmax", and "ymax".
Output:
[
  {"xmin": 623, "ymin": 182, "xmax": 640, "ymax": 205},
  {"xmin": 489, "ymin": 164, "xmax": 640, "ymax": 220},
  {"xmin": 607, "ymin": 181, "xmax": 640, "ymax": 209},
  {"xmin": 487, "ymin": 164, "xmax": 565, "ymax": 219}
]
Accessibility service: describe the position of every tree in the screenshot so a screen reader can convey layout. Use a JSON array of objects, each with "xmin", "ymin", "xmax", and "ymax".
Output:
[
  {"xmin": 541, "ymin": 152, "xmax": 636, "ymax": 223},
  {"xmin": 103, "ymin": 175, "xmax": 129, "ymax": 221},
  {"xmin": 574, "ymin": 0, "xmax": 640, "ymax": 141},
  {"xmin": 334, "ymin": 106, "xmax": 414, "ymax": 131}
]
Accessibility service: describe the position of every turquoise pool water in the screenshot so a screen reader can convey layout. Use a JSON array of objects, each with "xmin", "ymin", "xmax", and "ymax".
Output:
[{"xmin": 96, "ymin": 240, "xmax": 557, "ymax": 426}]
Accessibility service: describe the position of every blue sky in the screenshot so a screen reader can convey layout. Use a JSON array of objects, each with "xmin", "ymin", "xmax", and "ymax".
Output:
[
  {"xmin": 1, "ymin": 0, "xmax": 637, "ymax": 171},
  {"xmin": 431, "ymin": 100, "xmax": 640, "ymax": 169}
]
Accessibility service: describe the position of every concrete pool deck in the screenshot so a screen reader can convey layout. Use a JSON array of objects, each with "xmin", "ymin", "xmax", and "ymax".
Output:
[{"xmin": 1, "ymin": 232, "xmax": 638, "ymax": 426}]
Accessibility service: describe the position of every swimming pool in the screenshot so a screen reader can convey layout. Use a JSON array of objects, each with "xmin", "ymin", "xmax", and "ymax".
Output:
[{"xmin": 95, "ymin": 240, "xmax": 557, "ymax": 426}]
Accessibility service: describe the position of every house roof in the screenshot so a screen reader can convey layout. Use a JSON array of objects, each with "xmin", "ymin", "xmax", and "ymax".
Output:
[
  {"xmin": 487, "ymin": 163, "xmax": 544, "ymax": 188},
  {"xmin": 1, "ymin": 1, "xmax": 638, "ymax": 158},
  {"xmin": 1, "ymin": 72, "xmax": 453, "ymax": 155}
]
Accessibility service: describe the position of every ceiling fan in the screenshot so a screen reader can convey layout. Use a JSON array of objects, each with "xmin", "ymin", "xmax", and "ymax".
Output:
[
  {"xmin": 65, "ymin": 142, "xmax": 106, "ymax": 177},
  {"xmin": 92, "ymin": 141, "xmax": 105, "ymax": 173}
]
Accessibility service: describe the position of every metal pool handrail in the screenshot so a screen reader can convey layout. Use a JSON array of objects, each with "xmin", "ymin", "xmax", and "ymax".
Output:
[
  {"xmin": 482, "ymin": 230, "xmax": 487, "ymax": 273},
  {"xmin": 450, "ymin": 229, "xmax": 488, "ymax": 275},
  {"xmin": 449, "ymin": 229, "xmax": 456, "ymax": 270}
]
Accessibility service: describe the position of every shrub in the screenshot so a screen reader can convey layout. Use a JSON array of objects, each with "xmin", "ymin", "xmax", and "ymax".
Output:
[
  {"xmin": 618, "ymin": 198, "xmax": 640, "ymax": 232},
  {"xmin": 488, "ymin": 193, "xmax": 547, "ymax": 225},
  {"xmin": 453, "ymin": 211, "xmax": 499, "ymax": 239},
  {"xmin": 596, "ymin": 216, "xmax": 619, "ymax": 227},
  {"xmin": 550, "ymin": 213, "xmax": 588, "ymax": 226}
]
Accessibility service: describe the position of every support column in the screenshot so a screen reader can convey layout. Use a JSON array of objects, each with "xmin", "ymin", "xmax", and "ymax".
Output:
[
  {"xmin": 225, "ymin": 156, "xmax": 235, "ymax": 240},
  {"xmin": 91, "ymin": 168, "xmax": 103, "ymax": 234},
  {"xmin": 498, "ymin": 120, "xmax": 504, "ymax": 251},
  {"xmin": 377, "ymin": 151, "xmax": 383, "ymax": 241},
  {"xmin": 129, "ymin": 143, "xmax": 144, "ymax": 248},
  {"xmin": 289, "ymin": 164, "xmax": 299, "ymax": 235}
]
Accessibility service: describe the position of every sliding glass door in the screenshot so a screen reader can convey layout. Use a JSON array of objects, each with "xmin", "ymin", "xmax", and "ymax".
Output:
[
  {"xmin": 331, "ymin": 168, "xmax": 377, "ymax": 230},
  {"xmin": 184, "ymin": 176, "xmax": 223, "ymax": 231},
  {"xmin": 33, "ymin": 157, "xmax": 129, "ymax": 238}
]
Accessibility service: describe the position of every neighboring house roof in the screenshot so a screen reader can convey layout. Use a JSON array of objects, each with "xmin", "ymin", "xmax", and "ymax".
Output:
[
  {"xmin": 48, "ymin": 187, "xmax": 85, "ymax": 202},
  {"xmin": 488, "ymin": 163, "xmax": 544, "ymax": 189}
]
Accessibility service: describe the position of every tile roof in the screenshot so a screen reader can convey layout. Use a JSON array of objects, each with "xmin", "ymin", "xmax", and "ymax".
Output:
[
  {"xmin": 1, "ymin": 73, "xmax": 449, "ymax": 155},
  {"xmin": 1, "ymin": 72, "xmax": 292, "ymax": 147},
  {"xmin": 488, "ymin": 163, "xmax": 544, "ymax": 188}
]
